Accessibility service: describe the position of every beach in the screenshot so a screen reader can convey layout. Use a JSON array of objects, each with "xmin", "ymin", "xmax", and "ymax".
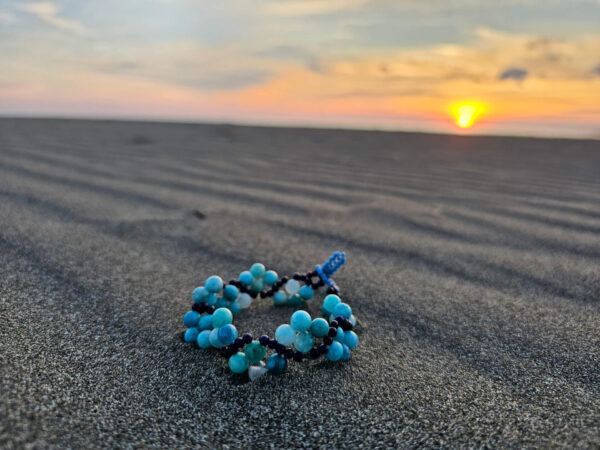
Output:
[{"xmin": 0, "ymin": 118, "xmax": 599, "ymax": 447}]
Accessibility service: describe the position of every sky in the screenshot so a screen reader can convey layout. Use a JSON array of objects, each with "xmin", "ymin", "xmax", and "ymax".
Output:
[{"xmin": 1, "ymin": 0, "xmax": 599, "ymax": 138}]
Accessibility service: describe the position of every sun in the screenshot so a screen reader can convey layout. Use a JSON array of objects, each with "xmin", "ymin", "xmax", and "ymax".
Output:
[{"xmin": 450, "ymin": 101, "xmax": 486, "ymax": 129}]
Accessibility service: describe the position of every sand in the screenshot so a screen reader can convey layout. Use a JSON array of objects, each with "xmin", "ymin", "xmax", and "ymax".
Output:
[{"xmin": 0, "ymin": 118, "xmax": 599, "ymax": 448}]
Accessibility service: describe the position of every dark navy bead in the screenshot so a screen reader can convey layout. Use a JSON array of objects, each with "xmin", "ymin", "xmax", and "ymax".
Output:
[
  {"xmin": 311, "ymin": 283, "xmax": 320, "ymax": 289},
  {"xmin": 293, "ymin": 272, "xmax": 301, "ymax": 280},
  {"xmin": 293, "ymin": 351, "xmax": 304, "ymax": 362},
  {"xmin": 259, "ymin": 335, "xmax": 270, "ymax": 346},
  {"xmin": 318, "ymin": 344, "xmax": 328, "ymax": 354},
  {"xmin": 266, "ymin": 290, "xmax": 274, "ymax": 297},
  {"xmin": 335, "ymin": 315, "xmax": 345, "ymax": 323},
  {"xmin": 260, "ymin": 291, "xmax": 267, "ymax": 298},
  {"xmin": 228, "ymin": 279, "xmax": 237, "ymax": 286},
  {"xmin": 310, "ymin": 348, "xmax": 320, "ymax": 359},
  {"xmin": 284, "ymin": 349, "xmax": 294, "ymax": 359},
  {"xmin": 318, "ymin": 279, "xmax": 325, "ymax": 287},
  {"xmin": 206, "ymin": 305, "xmax": 215, "ymax": 314},
  {"xmin": 249, "ymin": 291, "xmax": 258, "ymax": 299},
  {"xmin": 328, "ymin": 327, "xmax": 337, "ymax": 337},
  {"xmin": 281, "ymin": 276, "xmax": 289, "ymax": 283},
  {"xmin": 268, "ymin": 339, "xmax": 278, "ymax": 349},
  {"xmin": 233, "ymin": 337, "xmax": 244, "ymax": 348},
  {"xmin": 340, "ymin": 319, "xmax": 353, "ymax": 331},
  {"xmin": 191, "ymin": 303, "xmax": 204, "ymax": 313},
  {"xmin": 276, "ymin": 344, "xmax": 286, "ymax": 355},
  {"xmin": 329, "ymin": 320, "xmax": 339, "ymax": 329},
  {"xmin": 323, "ymin": 336, "xmax": 333, "ymax": 345},
  {"xmin": 326, "ymin": 286, "xmax": 336, "ymax": 295},
  {"xmin": 242, "ymin": 333, "xmax": 253, "ymax": 344}
]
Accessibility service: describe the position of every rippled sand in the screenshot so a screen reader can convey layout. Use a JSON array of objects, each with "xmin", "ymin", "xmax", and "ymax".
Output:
[{"xmin": 1, "ymin": 118, "xmax": 599, "ymax": 447}]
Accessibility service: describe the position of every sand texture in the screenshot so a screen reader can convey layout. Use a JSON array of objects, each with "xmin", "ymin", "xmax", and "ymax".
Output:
[{"xmin": 1, "ymin": 118, "xmax": 599, "ymax": 448}]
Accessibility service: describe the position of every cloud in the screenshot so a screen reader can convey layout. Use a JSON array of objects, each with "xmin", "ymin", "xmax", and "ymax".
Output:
[
  {"xmin": 19, "ymin": 2, "xmax": 84, "ymax": 33},
  {"xmin": 499, "ymin": 67, "xmax": 529, "ymax": 81},
  {"xmin": 264, "ymin": 0, "xmax": 370, "ymax": 16},
  {"xmin": 0, "ymin": 10, "xmax": 17, "ymax": 23},
  {"xmin": 174, "ymin": 69, "xmax": 272, "ymax": 90}
]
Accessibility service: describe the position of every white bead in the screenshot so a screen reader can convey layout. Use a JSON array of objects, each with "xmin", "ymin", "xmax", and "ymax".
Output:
[
  {"xmin": 238, "ymin": 293, "xmax": 252, "ymax": 309},
  {"xmin": 248, "ymin": 362, "xmax": 268, "ymax": 381},
  {"xmin": 285, "ymin": 279, "xmax": 300, "ymax": 295}
]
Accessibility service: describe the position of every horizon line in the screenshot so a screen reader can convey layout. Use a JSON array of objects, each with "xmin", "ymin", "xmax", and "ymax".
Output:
[{"xmin": 1, "ymin": 113, "xmax": 598, "ymax": 142}]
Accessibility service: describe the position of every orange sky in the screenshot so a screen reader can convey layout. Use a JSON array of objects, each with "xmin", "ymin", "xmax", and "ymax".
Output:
[{"xmin": 1, "ymin": 1, "xmax": 599, "ymax": 137}]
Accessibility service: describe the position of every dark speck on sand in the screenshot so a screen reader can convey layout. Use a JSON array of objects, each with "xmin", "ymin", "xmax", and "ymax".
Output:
[{"xmin": 0, "ymin": 118, "xmax": 599, "ymax": 448}]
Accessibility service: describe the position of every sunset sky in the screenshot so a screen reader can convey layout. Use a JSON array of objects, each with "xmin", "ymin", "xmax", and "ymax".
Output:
[{"xmin": 1, "ymin": 0, "xmax": 599, "ymax": 137}]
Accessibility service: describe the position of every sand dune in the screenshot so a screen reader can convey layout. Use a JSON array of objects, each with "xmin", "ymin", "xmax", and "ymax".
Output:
[{"xmin": 1, "ymin": 118, "xmax": 599, "ymax": 447}]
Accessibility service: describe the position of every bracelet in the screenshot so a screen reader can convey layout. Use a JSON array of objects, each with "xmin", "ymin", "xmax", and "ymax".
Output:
[{"xmin": 181, "ymin": 252, "xmax": 358, "ymax": 380}]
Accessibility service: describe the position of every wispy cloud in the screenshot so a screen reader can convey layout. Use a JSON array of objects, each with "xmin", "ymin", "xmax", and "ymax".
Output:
[
  {"xmin": 0, "ymin": 10, "xmax": 17, "ymax": 23},
  {"xmin": 499, "ymin": 67, "xmax": 529, "ymax": 81},
  {"xmin": 19, "ymin": 2, "xmax": 84, "ymax": 33},
  {"xmin": 264, "ymin": 0, "xmax": 370, "ymax": 16}
]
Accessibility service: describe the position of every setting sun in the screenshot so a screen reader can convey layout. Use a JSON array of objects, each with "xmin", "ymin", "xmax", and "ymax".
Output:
[{"xmin": 450, "ymin": 102, "xmax": 486, "ymax": 129}]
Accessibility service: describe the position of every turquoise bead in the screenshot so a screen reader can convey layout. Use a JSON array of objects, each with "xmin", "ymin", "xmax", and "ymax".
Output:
[
  {"xmin": 344, "ymin": 330, "xmax": 359, "ymax": 349},
  {"xmin": 183, "ymin": 311, "xmax": 200, "ymax": 327},
  {"xmin": 229, "ymin": 301, "xmax": 242, "ymax": 314},
  {"xmin": 250, "ymin": 263, "xmax": 265, "ymax": 278},
  {"xmin": 310, "ymin": 318, "xmax": 329, "ymax": 338},
  {"xmin": 239, "ymin": 271, "xmax": 254, "ymax": 286},
  {"xmin": 198, "ymin": 314, "xmax": 213, "ymax": 330},
  {"xmin": 215, "ymin": 297, "xmax": 228, "ymax": 308},
  {"xmin": 273, "ymin": 291, "xmax": 287, "ymax": 306},
  {"xmin": 245, "ymin": 341, "xmax": 266, "ymax": 363},
  {"xmin": 263, "ymin": 270, "xmax": 278, "ymax": 285},
  {"xmin": 332, "ymin": 302, "xmax": 352, "ymax": 319},
  {"xmin": 294, "ymin": 331, "xmax": 314, "ymax": 352},
  {"xmin": 322, "ymin": 294, "xmax": 341, "ymax": 315},
  {"xmin": 218, "ymin": 324, "xmax": 238, "ymax": 345},
  {"xmin": 290, "ymin": 310, "xmax": 312, "ymax": 332},
  {"xmin": 326, "ymin": 341, "xmax": 344, "ymax": 361},
  {"xmin": 287, "ymin": 294, "xmax": 302, "ymax": 307},
  {"xmin": 252, "ymin": 279, "xmax": 264, "ymax": 292},
  {"xmin": 205, "ymin": 275, "xmax": 224, "ymax": 293},
  {"xmin": 212, "ymin": 308, "xmax": 233, "ymax": 328},
  {"xmin": 207, "ymin": 293, "xmax": 218, "ymax": 306},
  {"xmin": 340, "ymin": 344, "xmax": 351, "ymax": 361},
  {"xmin": 334, "ymin": 327, "xmax": 345, "ymax": 343},
  {"xmin": 192, "ymin": 286, "xmax": 208, "ymax": 303},
  {"xmin": 197, "ymin": 330, "xmax": 212, "ymax": 348},
  {"xmin": 184, "ymin": 327, "xmax": 199, "ymax": 343},
  {"xmin": 266, "ymin": 354, "xmax": 287, "ymax": 374},
  {"xmin": 209, "ymin": 328, "xmax": 222, "ymax": 347},
  {"xmin": 349, "ymin": 315, "xmax": 357, "ymax": 327},
  {"xmin": 275, "ymin": 324, "xmax": 296, "ymax": 346},
  {"xmin": 229, "ymin": 352, "xmax": 249, "ymax": 373},
  {"xmin": 223, "ymin": 285, "xmax": 239, "ymax": 301},
  {"xmin": 299, "ymin": 285, "xmax": 314, "ymax": 300}
]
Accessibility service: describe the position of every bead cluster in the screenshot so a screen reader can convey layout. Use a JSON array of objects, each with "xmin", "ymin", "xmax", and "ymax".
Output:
[{"xmin": 181, "ymin": 252, "xmax": 358, "ymax": 380}]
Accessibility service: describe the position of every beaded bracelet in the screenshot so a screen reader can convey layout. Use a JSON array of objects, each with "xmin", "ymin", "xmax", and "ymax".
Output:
[{"xmin": 181, "ymin": 252, "xmax": 358, "ymax": 380}]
